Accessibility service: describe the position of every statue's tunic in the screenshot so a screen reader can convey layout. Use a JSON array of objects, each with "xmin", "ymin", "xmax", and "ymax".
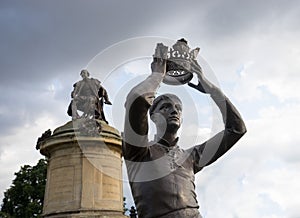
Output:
[
  {"xmin": 123, "ymin": 73, "xmax": 246, "ymax": 218},
  {"xmin": 125, "ymin": 138, "xmax": 203, "ymax": 218}
]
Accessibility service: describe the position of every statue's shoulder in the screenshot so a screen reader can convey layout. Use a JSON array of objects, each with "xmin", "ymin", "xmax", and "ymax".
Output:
[
  {"xmin": 90, "ymin": 78, "xmax": 101, "ymax": 85},
  {"xmin": 73, "ymin": 80, "xmax": 83, "ymax": 88}
]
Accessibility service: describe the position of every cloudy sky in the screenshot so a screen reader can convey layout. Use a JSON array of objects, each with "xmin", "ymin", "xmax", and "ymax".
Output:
[{"xmin": 1, "ymin": 0, "xmax": 300, "ymax": 217}]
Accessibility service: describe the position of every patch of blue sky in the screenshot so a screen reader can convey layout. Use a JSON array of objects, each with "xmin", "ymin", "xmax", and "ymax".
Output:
[
  {"xmin": 238, "ymin": 85, "xmax": 282, "ymax": 120},
  {"xmin": 257, "ymin": 193, "xmax": 285, "ymax": 217}
]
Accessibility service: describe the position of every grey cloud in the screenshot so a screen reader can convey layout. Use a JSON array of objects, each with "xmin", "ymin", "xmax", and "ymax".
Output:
[
  {"xmin": 0, "ymin": 1, "xmax": 182, "ymax": 66},
  {"xmin": 0, "ymin": 0, "xmax": 196, "ymax": 139},
  {"xmin": 0, "ymin": 0, "xmax": 156, "ymax": 84},
  {"xmin": 1, "ymin": 0, "xmax": 299, "ymax": 137},
  {"xmin": 0, "ymin": 83, "xmax": 68, "ymax": 136},
  {"xmin": 1, "ymin": 0, "xmax": 299, "ymax": 145},
  {"xmin": 2, "ymin": 0, "xmax": 299, "ymax": 86},
  {"xmin": 183, "ymin": 0, "xmax": 300, "ymax": 41}
]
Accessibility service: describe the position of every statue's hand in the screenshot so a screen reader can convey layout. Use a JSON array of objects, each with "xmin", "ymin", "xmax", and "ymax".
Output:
[
  {"xmin": 190, "ymin": 59, "xmax": 203, "ymax": 75},
  {"xmin": 188, "ymin": 80, "xmax": 207, "ymax": 93},
  {"xmin": 153, "ymin": 43, "xmax": 168, "ymax": 60},
  {"xmin": 151, "ymin": 56, "xmax": 167, "ymax": 75},
  {"xmin": 188, "ymin": 59, "xmax": 213, "ymax": 93},
  {"xmin": 151, "ymin": 58, "xmax": 166, "ymax": 74},
  {"xmin": 151, "ymin": 43, "xmax": 168, "ymax": 75}
]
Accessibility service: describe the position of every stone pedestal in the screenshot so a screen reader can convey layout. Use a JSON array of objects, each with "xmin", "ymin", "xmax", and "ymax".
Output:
[{"xmin": 39, "ymin": 119, "xmax": 126, "ymax": 218}]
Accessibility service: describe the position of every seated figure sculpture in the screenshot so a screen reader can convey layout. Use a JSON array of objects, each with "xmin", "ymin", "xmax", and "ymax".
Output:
[
  {"xmin": 67, "ymin": 70, "xmax": 112, "ymax": 123},
  {"xmin": 123, "ymin": 44, "xmax": 247, "ymax": 218}
]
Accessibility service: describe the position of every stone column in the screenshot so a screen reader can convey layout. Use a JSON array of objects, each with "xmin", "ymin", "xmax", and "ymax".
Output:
[{"xmin": 39, "ymin": 119, "xmax": 126, "ymax": 218}]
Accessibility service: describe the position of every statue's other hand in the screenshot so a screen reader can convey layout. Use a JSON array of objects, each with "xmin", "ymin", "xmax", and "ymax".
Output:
[
  {"xmin": 190, "ymin": 59, "xmax": 203, "ymax": 75},
  {"xmin": 189, "ymin": 60, "xmax": 214, "ymax": 93},
  {"xmin": 188, "ymin": 81, "xmax": 207, "ymax": 93}
]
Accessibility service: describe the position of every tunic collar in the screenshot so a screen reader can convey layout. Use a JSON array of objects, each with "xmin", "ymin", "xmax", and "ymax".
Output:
[{"xmin": 154, "ymin": 136, "xmax": 179, "ymax": 147}]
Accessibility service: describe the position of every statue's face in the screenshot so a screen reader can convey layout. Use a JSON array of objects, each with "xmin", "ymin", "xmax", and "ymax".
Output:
[
  {"xmin": 152, "ymin": 97, "xmax": 182, "ymax": 131},
  {"xmin": 80, "ymin": 70, "xmax": 89, "ymax": 79}
]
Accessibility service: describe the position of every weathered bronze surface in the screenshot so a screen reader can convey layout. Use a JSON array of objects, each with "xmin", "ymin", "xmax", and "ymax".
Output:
[
  {"xmin": 67, "ymin": 70, "xmax": 112, "ymax": 123},
  {"xmin": 123, "ymin": 42, "xmax": 247, "ymax": 217}
]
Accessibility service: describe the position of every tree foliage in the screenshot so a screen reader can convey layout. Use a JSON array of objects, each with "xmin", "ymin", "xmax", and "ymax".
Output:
[
  {"xmin": 0, "ymin": 159, "xmax": 47, "ymax": 218},
  {"xmin": 123, "ymin": 196, "xmax": 129, "ymax": 214},
  {"xmin": 0, "ymin": 158, "xmax": 130, "ymax": 218}
]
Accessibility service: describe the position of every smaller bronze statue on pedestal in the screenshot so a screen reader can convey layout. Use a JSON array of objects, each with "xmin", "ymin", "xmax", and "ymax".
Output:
[{"xmin": 67, "ymin": 70, "xmax": 112, "ymax": 123}]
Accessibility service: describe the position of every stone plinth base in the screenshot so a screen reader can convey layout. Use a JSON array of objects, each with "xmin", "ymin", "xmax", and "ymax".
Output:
[{"xmin": 39, "ymin": 119, "xmax": 127, "ymax": 218}]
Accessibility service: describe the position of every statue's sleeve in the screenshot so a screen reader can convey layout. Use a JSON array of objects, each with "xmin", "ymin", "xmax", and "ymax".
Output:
[
  {"xmin": 72, "ymin": 82, "xmax": 80, "ymax": 97},
  {"xmin": 95, "ymin": 79, "xmax": 101, "ymax": 86},
  {"xmin": 123, "ymin": 73, "xmax": 164, "ymax": 161},
  {"xmin": 190, "ymin": 93, "xmax": 247, "ymax": 173}
]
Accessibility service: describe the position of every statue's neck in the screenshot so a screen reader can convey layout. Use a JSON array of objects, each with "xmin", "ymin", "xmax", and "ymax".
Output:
[{"xmin": 155, "ymin": 132, "xmax": 178, "ymax": 147}]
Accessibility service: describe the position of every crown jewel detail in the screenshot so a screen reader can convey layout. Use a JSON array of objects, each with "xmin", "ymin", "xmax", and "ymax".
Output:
[
  {"xmin": 165, "ymin": 39, "xmax": 200, "ymax": 85},
  {"xmin": 153, "ymin": 38, "xmax": 200, "ymax": 85}
]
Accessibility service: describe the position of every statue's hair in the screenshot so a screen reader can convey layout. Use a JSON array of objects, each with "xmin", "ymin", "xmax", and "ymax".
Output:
[{"xmin": 149, "ymin": 93, "xmax": 182, "ymax": 116}]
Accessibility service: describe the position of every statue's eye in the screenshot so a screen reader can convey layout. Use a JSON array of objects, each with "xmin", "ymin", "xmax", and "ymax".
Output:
[
  {"xmin": 176, "ymin": 105, "xmax": 182, "ymax": 112},
  {"xmin": 159, "ymin": 103, "xmax": 170, "ymax": 111}
]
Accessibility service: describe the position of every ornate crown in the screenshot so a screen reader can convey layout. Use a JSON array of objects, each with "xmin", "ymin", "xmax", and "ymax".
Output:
[{"xmin": 154, "ymin": 38, "xmax": 200, "ymax": 85}]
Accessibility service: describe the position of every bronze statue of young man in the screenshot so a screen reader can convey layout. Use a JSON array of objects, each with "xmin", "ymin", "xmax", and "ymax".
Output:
[{"xmin": 123, "ymin": 45, "xmax": 246, "ymax": 218}]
